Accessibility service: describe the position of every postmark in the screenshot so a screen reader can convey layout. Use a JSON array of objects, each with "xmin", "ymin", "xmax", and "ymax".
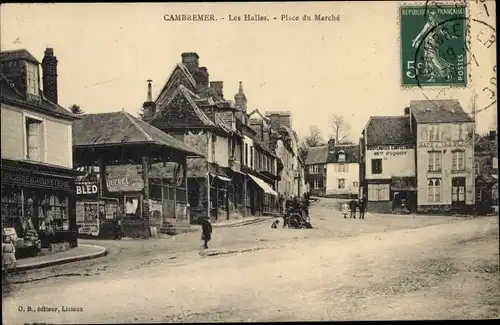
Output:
[
  {"xmin": 416, "ymin": 0, "xmax": 497, "ymax": 114},
  {"xmin": 400, "ymin": 3, "xmax": 468, "ymax": 87}
]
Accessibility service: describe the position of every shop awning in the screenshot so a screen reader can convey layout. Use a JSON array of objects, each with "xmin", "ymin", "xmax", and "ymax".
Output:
[
  {"xmin": 210, "ymin": 173, "xmax": 232, "ymax": 182},
  {"xmin": 248, "ymin": 174, "xmax": 278, "ymax": 196}
]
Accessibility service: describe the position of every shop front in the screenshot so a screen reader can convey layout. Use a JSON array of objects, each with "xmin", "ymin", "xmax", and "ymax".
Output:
[{"xmin": 1, "ymin": 159, "xmax": 80, "ymax": 256}]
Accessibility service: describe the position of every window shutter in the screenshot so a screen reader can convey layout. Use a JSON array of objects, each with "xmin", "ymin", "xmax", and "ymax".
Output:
[{"xmin": 27, "ymin": 122, "xmax": 40, "ymax": 161}]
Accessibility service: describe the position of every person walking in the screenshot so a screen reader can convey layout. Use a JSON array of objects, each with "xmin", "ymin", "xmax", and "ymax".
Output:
[
  {"xmin": 341, "ymin": 202, "xmax": 350, "ymax": 219},
  {"xmin": 114, "ymin": 218, "xmax": 122, "ymax": 240},
  {"xmin": 2, "ymin": 235, "xmax": 17, "ymax": 278},
  {"xmin": 200, "ymin": 216, "xmax": 213, "ymax": 249},
  {"xmin": 349, "ymin": 199, "xmax": 357, "ymax": 219},
  {"xmin": 359, "ymin": 196, "xmax": 366, "ymax": 219}
]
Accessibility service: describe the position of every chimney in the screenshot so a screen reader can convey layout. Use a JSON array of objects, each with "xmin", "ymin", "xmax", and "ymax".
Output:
[
  {"xmin": 181, "ymin": 52, "xmax": 199, "ymax": 76},
  {"xmin": 41, "ymin": 48, "xmax": 58, "ymax": 104},
  {"xmin": 265, "ymin": 111, "xmax": 292, "ymax": 129},
  {"xmin": 234, "ymin": 81, "xmax": 247, "ymax": 112},
  {"xmin": 404, "ymin": 107, "xmax": 410, "ymax": 115},
  {"xmin": 196, "ymin": 67, "xmax": 209, "ymax": 88},
  {"xmin": 210, "ymin": 81, "xmax": 223, "ymax": 98},
  {"xmin": 328, "ymin": 138, "xmax": 336, "ymax": 152},
  {"xmin": 489, "ymin": 130, "xmax": 497, "ymax": 140},
  {"xmin": 142, "ymin": 79, "xmax": 156, "ymax": 120}
]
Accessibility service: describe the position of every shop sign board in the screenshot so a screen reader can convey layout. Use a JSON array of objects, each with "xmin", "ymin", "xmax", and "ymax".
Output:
[
  {"xmin": 1, "ymin": 170, "xmax": 71, "ymax": 191},
  {"xmin": 418, "ymin": 140, "xmax": 472, "ymax": 148},
  {"xmin": 105, "ymin": 165, "xmax": 144, "ymax": 192},
  {"xmin": 76, "ymin": 181, "xmax": 99, "ymax": 198}
]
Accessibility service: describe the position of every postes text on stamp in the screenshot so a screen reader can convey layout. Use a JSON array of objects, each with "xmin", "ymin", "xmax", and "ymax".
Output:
[{"xmin": 400, "ymin": 4, "xmax": 467, "ymax": 87}]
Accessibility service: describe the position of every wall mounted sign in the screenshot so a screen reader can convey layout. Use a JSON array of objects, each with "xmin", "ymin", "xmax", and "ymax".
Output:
[
  {"xmin": 76, "ymin": 181, "xmax": 99, "ymax": 198},
  {"xmin": 418, "ymin": 140, "xmax": 473, "ymax": 148},
  {"xmin": 367, "ymin": 144, "xmax": 414, "ymax": 151},
  {"xmin": 1, "ymin": 170, "xmax": 71, "ymax": 191},
  {"xmin": 105, "ymin": 165, "xmax": 144, "ymax": 192},
  {"xmin": 372, "ymin": 150, "xmax": 410, "ymax": 157}
]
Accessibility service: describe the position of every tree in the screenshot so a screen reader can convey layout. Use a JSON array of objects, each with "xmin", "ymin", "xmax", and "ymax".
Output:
[
  {"xmin": 329, "ymin": 114, "xmax": 351, "ymax": 143},
  {"xmin": 69, "ymin": 104, "xmax": 84, "ymax": 115},
  {"xmin": 304, "ymin": 125, "xmax": 325, "ymax": 147}
]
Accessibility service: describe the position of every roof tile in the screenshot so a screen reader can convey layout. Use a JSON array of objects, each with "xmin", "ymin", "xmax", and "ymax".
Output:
[
  {"xmin": 410, "ymin": 99, "xmax": 473, "ymax": 123},
  {"xmin": 366, "ymin": 116, "xmax": 413, "ymax": 146}
]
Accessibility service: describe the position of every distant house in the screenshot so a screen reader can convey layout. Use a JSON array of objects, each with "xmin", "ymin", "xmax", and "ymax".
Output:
[
  {"xmin": 305, "ymin": 139, "xmax": 360, "ymax": 198},
  {"xmin": 360, "ymin": 111, "xmax": 416, "ymax": 213},
  {"xmin": 305, "ymin": 145, "xmax": 328, "ymax": 197},
  {"xmin": 474, "ymin": 130, "xmax": 498, "ymax": 213}
]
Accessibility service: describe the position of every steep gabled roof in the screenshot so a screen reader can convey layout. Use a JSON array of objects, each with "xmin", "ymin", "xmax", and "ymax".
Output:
[
  {"xmin": 365, "ymin": 116, "xmax": 413, "ymax": 146},
  {"xmin": 305, "ymin": 146, "xmax": 328, "ymax": 165},
  {"xmin": 326, "ymin": 145, "xmax": 359, "ymax": 164},
  {"xmin": 155, "ymin": 63, "xmax": 197, "ymax": 104},
  {"xmin": 73, "ymin": 110, "xmax": 204, "ymax": 157},
  {"xmin": 410, "ymin": 99, "xmax": 473, "ymax": 123}
]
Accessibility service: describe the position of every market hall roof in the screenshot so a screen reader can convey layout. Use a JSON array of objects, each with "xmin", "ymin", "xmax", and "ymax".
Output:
[
  {"xmin": 72, "ymin": 110, "xmax": 204, "ymax": 157},
  {"xmin": 365, "ymin": 116, "xmax": 413, "ymax": 146},
  {"xmin": 410, "ymin": 99, "xmax": 474, "ymax": 123}
]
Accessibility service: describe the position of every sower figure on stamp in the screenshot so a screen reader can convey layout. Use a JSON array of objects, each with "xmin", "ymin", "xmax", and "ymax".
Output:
[
  {"xmin": 411, "ymin": 10, "xmax": 455, "ymax": 83},
  {"xmin": 200, "ymin": 215, "xmax": 212, "ymax": 249}
]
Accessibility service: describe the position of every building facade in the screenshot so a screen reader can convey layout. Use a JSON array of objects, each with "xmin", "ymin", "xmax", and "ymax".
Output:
[
  {"xmin": 304, "ymin": 146, "xmax": 328, "ymax": 197},
  {"xmin": 1, "ymin": 48, "xmax": 80, "ymax": 250},
  {"xmin": 474, "ymin": 130, "xmax": 498, "ymax": 214},
  {"xmin": 361, "ymin": 113, "xmax": 416, "ymax": 213},
  {"xmin": 325, "ymin": 140, "xmax": 360, "ymax": 198},
  {"xmin": 411, "ymin": 100, "xmax": 475, "ymax": 214}
]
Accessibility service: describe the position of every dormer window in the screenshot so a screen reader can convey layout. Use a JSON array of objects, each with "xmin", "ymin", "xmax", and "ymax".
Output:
[
  {"xmin": 26, "ymin": 62, "xmax": 39, "ymax": 96},
  {"xmin": 338, "ymin": 151, "xmax": 346, "ymax": 162}
]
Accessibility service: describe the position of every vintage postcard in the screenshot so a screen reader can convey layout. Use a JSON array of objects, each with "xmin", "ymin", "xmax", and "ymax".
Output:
[{"xmin": 1, "ymin": 1, "xmax": 498, "ymax": 323}]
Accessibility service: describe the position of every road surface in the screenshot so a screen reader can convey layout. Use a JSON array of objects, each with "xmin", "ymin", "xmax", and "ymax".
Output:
[{"xmin": 2, "ymin": 213, "xmax": 498, "ymax": 323}]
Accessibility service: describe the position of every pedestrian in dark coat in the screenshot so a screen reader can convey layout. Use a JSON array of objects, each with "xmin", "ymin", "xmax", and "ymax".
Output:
[
  {"xmin": 200, "ymin": 216, "xmax": 212, "ymax": 249},
  {"xmin": 359, "ymin": 197, "xmax": 366, "ymax": 219},
  {"xmin": 349, "ymin": 199, "xmax": 357, "ymax": 219},
  {"xmin": 114, "ymin": 218, "xmax": 122, "ymax": 240}
]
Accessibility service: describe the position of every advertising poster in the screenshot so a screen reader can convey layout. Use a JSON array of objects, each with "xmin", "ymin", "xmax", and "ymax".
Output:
[
  {"xmin": 76, "ymin": 202, "xmax": 100, "ymax": 236},
  {"xmin": 105, "ymin": 165, "xmax": 144, "ymax": 192}
]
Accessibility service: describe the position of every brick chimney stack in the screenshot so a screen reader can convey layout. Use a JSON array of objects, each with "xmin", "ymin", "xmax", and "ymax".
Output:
[
  {"xmin": 181, "ymin": 52, "xmax": 199, "ymax": 76},
  {"xmin": 328, "ymin": 138, "xmax": 336, "ymax": 152},
  {"xmin": 142, "ymin": 79, "xmax": 156, "ymax": 120},
  {"xmin": 210, "ymin": 81, "xmax": 224, "ymax": 98},
  {"xmin": 196, "ymin": 67, "xmax": 209, "ymax": 88},
  {"xmin": 41, "ymin": 48, "xmax": 58, "ymax": 104}
]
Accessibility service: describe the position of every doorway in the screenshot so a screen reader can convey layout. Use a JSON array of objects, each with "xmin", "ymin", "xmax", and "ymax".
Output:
[{"xmin": 452, "ymin": 177, "xmax": 466, "ymax": 208}]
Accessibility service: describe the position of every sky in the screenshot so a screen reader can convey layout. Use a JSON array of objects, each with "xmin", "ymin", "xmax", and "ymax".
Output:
[{"xmin": 1, "ymin": 2, "xmax": 497, "ymax": 141}]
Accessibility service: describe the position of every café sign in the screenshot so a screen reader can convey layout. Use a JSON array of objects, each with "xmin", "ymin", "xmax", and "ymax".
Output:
[{"xmin": 418, "ymin": 140, "xmax": 472, "ymax": 148}]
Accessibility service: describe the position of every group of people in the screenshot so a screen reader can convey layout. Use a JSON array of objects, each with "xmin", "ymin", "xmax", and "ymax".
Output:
[{"xmin": 342, "ymin": 196, "xmax": 367, "ymax": 219}]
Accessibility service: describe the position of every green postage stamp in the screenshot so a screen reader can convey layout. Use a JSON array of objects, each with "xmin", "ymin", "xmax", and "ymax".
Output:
[{"xmin": 400, "ymin": 4, "xmax": 467, "ymax": 87}]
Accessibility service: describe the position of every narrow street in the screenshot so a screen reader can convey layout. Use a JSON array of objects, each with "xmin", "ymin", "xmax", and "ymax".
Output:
[{"xmin": 2, "ymin": 200, "xmax": 499, "ymax": 322}]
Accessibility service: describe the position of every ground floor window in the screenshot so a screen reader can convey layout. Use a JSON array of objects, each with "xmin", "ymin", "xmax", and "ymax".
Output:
[
  {"xmin": 427, "ymin": 178, "xmax": 442, "ymax": 203},
  {"xmin": 313, "ymin": 180, "xmax": 320, "ymax": 189},
  {"xmin": 367, "ymin": 184, "xmax": 390, "ymax": 201}
]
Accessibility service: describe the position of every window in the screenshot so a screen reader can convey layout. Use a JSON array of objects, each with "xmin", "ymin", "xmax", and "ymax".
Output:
[
  {"xmin": 474, "ymin": 162, "xmax": 480, "ymax": 175},
  {"xmin": 338, "ymin": 163, "xmax": 346, "ymax": 173},
  {"xmin": 25, "ymin": 116, "xmax": 43, "ymax": 162},
  {"xmin": 353, "ymin": 181, "xmax": 359, "ymax": 188},
  {"xmin": 245, "ymin": 143, "xmax": 248, "ymax": 166},
  {"xmin": 427, "ymin": 179, "xmax": 441, "ymax": 203},
  {"xmin": 211, "ymin": 135, "xmax": 217, "ymax": 162},
  {"xmin": 313, "ymin": 180, "xmax": 320, "ymax": 189},
  {"xmin": 452, "ymin": 151, "xmax": 465, "ymax": 171},
  {"xmin": 371, "ymin": 159, "xmax": 382, "ymax": 174},
  {"xmin": 26, "ymin": 62, "xmax": 39, "ymax": 96},
  {"xmin": 309, "ymin": 165, "xmax": 320, "ymax": 174},
  {"xmin": 338, "ymin": 179, "xmax": 345, "ymax": 189},
  {"xmin": 367, "ymin": 184, "xmax": 390, "ymax": 201},
  {"xmin": 338, "ymin": 152, "xmax": 346, "ymax": 162},
  {"xmin": 452, "ymin": 178, "xmax": 465, "ymax": 202},
  {"xmin": 429, "ymin": 124, "xmax": 440, "ymax": 141},
  {"xmin": 428, "ymin": 151, "xmax": 441, "ymax": 172}
]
